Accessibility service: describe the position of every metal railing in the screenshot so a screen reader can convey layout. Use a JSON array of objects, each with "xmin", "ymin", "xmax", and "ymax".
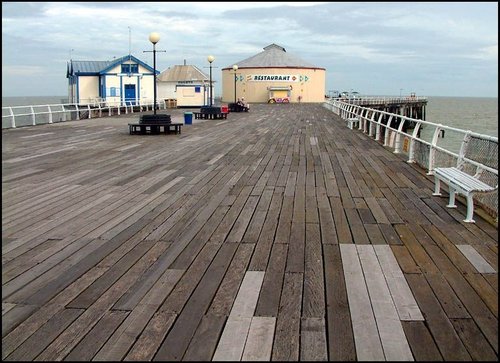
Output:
[
  {"xmin": 2, "ymin": 99, "xmax": 167, "ymax": 129},
  {"xmin": 324, "ymin": 99, "xmax": 498, "ymax": 220},
  {"xmin": 338, "ymin": 96, "xmax": 428, "ymax": 105}
]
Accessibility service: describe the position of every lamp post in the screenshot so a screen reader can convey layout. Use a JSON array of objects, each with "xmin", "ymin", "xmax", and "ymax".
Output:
[
  {"xmin": 232, "ymin": 64, "xmax": 238, "ymax": 103},
  {"xmin": 149, "ymin": 32, "xmax": 160, "ymax": 114},
  {"xmin": 207, "ymin": 55, "xmax": 215, "ymax": 107}
]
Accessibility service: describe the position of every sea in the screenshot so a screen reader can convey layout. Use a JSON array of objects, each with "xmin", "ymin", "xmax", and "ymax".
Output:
[{"xmin": 2, "ymin": 95, "xmax": 498, "ymax": 141}]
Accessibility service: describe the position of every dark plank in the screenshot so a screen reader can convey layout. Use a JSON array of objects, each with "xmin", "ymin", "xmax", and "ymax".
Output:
[{"xmin": 323, "ymin": 244, "xmax": 356, "ymax": 361}]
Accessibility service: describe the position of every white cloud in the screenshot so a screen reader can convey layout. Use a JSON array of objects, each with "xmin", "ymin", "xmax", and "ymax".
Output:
[{"xmin": 2, "ymin": 65, "xmax": 44, "ymax": 76}]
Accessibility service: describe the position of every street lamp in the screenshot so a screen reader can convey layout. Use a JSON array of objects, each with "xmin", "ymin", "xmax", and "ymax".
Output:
[
  {"xmin": 149, "ymin": 32, "xmax": 160, "ymax": 114},
  {"xmin": 232, "ymin": 64, "xmax": 238, "ymax": 103},
  {"xmin": 207, "ymin": 55, "xmax": 215, "ymax": 106}
]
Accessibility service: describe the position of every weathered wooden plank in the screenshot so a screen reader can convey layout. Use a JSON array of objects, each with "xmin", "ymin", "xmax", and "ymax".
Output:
[
  {"xmin": 271, "ymin": 272, "xmax": 303, "ymax": 361},
  {"xmin": 153, "ymin": 243, "xmax": 237, "ymax": 361},
  {"xmin": 329, "ymin": 196, "xmax": 350, "ymax": 244},
  {"xmin": 93, "ymin": 269, "xmax": 184, "ymax": 361},
  {"xmin": 300, "ymin": 317, "xmax": 328, "ymax": 361},
  {"xmin": 357, "ymin": 245, "xmax": 414, "ymax": 361},
  {"xmin": 302, "ymin": 223, "xmax": 325, "ymax": 318},
  {"xmin": 1, "ymin": 304, "xmax": 37, "ymax": 338},
  {"xmin": 405, "ymin": 274, "xmax": 472, "ymax": 360},
  {"xmin": 424, "ymin": 273, "xmax": 471, "ymax": 319},
  {"xmin": 123, "ymin": 311, "xmax": 177, "ymax": 361},
  {"xmin": 390, "ymin": 245, "xmax": 421, "ymax": 274},
  {"xmin": 254, "ymin": 243, "xmax": 288, "ymax": 317},
  {"xmin": 401, "ymin": 321, "xmax": 443, "ymax": 361},
  {"xmin": 3, "ymin": 308, "xmax": 83, "ymax": 361},
  {"xmin": 208, "ymin": 243, "xmax": 254, "ymax": 316},
  {"xmin": 339, "ymin": 244, "xmax": 384, "ymax": 361},
  {"xmin": 456, "ymin": 244, "xmax": 496, "ymax": 273},
  {"xmin": 241, "ymin": 316, "xmax": 276, "ymax": 361},
  {"xmin": 450, "ymin": 318, "xmax": 498, "ymax": 361},
  {"xmin": 323, "ymin": 244, "xmax": 356, "ymax": 361},
  {"xmin": 182, "ymin": 314, "xmax": 226, "ymax": 361},
  {"xmin": 34, "ymin": 241, "xmax": 169, "ymax": 361},
  {"xmin": 64, "ymin": 310, "xmax": 129, "ymax": 361},
  {"xmin": 213, "ymin": 316, "xmax": 252, "ymax": 361},
  {"xmin": 373, "ymin": 244, "xmax": 424, "ymax": 321}
]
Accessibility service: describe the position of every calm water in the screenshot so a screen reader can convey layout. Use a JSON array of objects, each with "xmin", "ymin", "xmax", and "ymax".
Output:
[{"xmin": 2, "ymin": 96, "xmax": 498, "ymax": 138}]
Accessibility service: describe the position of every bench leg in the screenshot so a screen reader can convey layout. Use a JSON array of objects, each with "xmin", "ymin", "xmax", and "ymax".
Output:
[
  {"xmin": 432, "ymin": 177, "xmax": 442, "ymax": 196},
  {"xmin": 464, "ymin": 193, "xmax": 475, "ymax": 223},
  {"xmin": 446, "ymin": 187, "xmax": 457, "ymax": 208}
]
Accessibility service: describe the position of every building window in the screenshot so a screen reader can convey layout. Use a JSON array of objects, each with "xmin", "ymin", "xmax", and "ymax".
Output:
[
  {"xmin": 110, "ymin": 87, "xmax": 118, "ymax": 97},
  {"xmin": 122, "ymin": 64, "xmax": 138, "ymax": 73},
  {"xmin": 195, "ymin": 86, "xmax": 201, "ymax": 93}
]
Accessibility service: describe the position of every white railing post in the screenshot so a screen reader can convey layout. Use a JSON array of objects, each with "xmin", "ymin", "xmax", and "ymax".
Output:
[
  {"xmin": 427, "ymin": 124, "xmax": 443, "ymax": 174},
  {"xmin": 98, "ymin": 103, "xmax": 102, "ymax": 118},
  {"xmin": 375, "ymin": 113, "xmax": 383, "ymax": 140},
  {"xmin": 407, "ymin": 122, "xmax": 422, "ymax": 163},
  {"xmin": 87, "ymin": 104, "xmax": 92, "ymax": 119},
  {"xmin": 394, "ymin": 118, "xmax": 406, "ymax": 154},
  {"xmin": 30, "ymin": 106, "xmax": 36, "ymax": 125},
  {"xmin": 48, "ymin": 105, "xmax": 53, "ymax": 124},
  {"xmin": 9, "ymin": 107, "xmax": 16, "ymax": 128},
  {"xmin": 75, "ymin": 104, "xmax": 80, "ymax": 120},
  {"xmin": 384, "ymin": 115, "xmax": 393, "ymax": 146}
]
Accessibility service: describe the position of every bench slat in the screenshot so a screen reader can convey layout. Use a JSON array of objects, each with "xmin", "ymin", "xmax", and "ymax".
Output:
[{"xmin": 434, "ymin": 167, "xmax": 494, "ymax": 193}]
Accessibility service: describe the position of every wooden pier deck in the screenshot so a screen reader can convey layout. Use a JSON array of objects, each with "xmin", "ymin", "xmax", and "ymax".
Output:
[{"xmin": 2, "ymin": 103, "xmax": 497, "ymax": 361}]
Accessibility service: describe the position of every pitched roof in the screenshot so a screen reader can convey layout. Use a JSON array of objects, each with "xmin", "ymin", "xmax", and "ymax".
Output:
[
  {"xmin": 66, "ymin": 55, "xmax": 157, "ymax": 77},
  {"xmin": 225, "ymin": 43, "xmax": 323, "ymax": 70},
  {"xmin": 157, "ymin": 65, "xmax": 209, "ymax": 82}
]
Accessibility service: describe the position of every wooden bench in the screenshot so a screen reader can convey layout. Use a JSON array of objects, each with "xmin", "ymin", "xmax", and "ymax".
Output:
[
  {"xmin": 139, "ymin": 114, "xmax": 171, "ymax": 124},
  {"xmin": 128, "ymin": 123, "xmax": 182, "ymax": 135},
  {"xmin": 228, "ymin": 103, "xmax": 249, "ymax": 112},
  {"xmin": 433, "ymin": 159, "xmax": 497, "ymax": 223},
  {"xmin": 193, "ymin": 112, "xmax": 228, "ymax": 120}
]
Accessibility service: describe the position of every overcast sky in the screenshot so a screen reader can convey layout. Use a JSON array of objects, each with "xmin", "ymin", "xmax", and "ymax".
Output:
[{"xmin": 2, "ymin": 1, "xmax": 498, "ymax": 98}]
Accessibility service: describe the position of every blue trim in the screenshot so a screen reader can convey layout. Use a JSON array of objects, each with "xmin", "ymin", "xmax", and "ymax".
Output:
[
  {"xmin": 137, "ymin": 76, "xmax": 140, "ymax": 100},
  {"xmin": 120, "ymin": 77, "xmax": 123, "ymax": 105},
  {"xmin": 76, "ymin": 76, "xmax": 80, "ymax": 103},
  {"xmin": 102, "ymin": 76, "xmax": 106, "ymax": 98},
  {"xmin": 100, "ymin": 55, "xmax": 155, "ymax": 74}
]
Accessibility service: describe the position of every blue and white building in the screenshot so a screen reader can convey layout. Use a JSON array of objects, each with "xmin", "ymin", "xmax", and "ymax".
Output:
[{"xmin": 66, "ymin": 55, "xmax": 158, "ymax": 105}]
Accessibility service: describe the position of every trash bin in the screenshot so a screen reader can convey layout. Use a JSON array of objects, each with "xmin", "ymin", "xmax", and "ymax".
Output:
[{"xmin": 184, "ymin": 112, "xmax": 193, "ymax": 125}]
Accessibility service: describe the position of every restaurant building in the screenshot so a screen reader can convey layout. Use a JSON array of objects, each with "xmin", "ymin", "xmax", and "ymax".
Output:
[{"xmin": 221, "ymin": 44, "xmax": 326, "ymax": 104}]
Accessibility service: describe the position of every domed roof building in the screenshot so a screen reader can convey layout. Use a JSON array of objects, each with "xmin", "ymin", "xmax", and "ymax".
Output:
[{"xmin": 222, "ymin": 44, "xmax": 326, "ymax": 104}]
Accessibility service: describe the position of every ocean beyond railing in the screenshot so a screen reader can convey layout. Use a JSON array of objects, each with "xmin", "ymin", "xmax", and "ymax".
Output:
[
  {"xmin": 324, "ymin": 98, "xmax": 498, "ymax": 221},
  {"xmin": 2, "ymin": 99, "xmax": 165, "ymax": 129}
]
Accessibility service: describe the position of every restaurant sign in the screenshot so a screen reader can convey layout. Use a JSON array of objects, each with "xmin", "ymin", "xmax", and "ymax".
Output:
[{"xmin": 246, "ymin": 74, "xmax": 300, "ymax": 82}]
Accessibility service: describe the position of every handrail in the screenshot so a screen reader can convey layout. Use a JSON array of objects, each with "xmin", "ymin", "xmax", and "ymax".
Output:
[
  {"xmin": 2, "ymin": 98, "xmax": 167, "ymax": 129},
  {"xmin": 333, "ymin": 96, "xmax": 428, "ymax": 105}
]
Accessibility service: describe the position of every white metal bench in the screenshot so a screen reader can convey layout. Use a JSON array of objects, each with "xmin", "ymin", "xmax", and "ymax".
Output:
[
  {"xmin": 433, "ymin": 166, "xmax": 496, "ymax": 222},
  {"xmin": 432, "ymin": 131, "xmax": 497, "ymax": 223},
  {"xmin": 347, "ymin": 117, "xmax": 359, "ymax": 130}
]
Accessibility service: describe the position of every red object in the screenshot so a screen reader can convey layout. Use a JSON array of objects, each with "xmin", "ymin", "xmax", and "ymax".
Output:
[{"xmin": 221, "ymin": 105, "xmax": 229, "ymax": 113}]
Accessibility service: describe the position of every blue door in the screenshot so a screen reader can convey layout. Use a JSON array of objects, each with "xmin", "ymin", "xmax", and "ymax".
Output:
[{"xmin": 124, "ymin": 84, "xmax": 136, "ymax": 105}]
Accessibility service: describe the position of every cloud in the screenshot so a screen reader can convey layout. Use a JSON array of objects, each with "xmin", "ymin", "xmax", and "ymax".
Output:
[
  {"xmin": 1, "ymin": 1, "xmax": 498, "ymax": 97},
  {"xmin": 3, "ymin": 65, "xmax": 45, "ymax": 76}
]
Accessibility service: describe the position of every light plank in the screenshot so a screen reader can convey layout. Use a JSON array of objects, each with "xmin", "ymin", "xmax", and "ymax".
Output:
[
  {"xmin": 212, "ymin": 317, "xmax": 252, "ymax": 361},
  {"xmin": 228, "ymin": 271, "xmax": 265, "ymax": 319},
  {"xmin": 374, "ymin": 245, "xmax": 424, "ymax": 321},
  {"xmin": 357, "ymin": 245, "xmax": 414, "ymax": 361},
  {"xmin": 340, "ymin": 244, "xmax": 385, "ymax": 361},
  {"xmin": 241, "ymin": 316, "xmax": 276, "ymax": 361},
  {"xmin": 456, "ymin": 245, "xmax": 496, "ymax": 273}
]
